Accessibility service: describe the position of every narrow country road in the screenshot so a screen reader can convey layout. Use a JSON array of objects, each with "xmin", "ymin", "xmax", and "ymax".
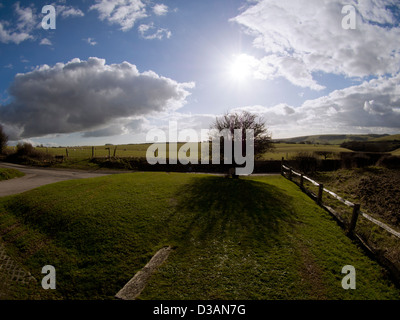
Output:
[{"xmin": 0, "ymin": 162, "xmax": 122, "ymax": 197}]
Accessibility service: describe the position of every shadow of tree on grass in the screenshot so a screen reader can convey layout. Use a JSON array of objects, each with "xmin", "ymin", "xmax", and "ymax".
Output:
[{"xmin": 174, "ymin": 176, "xmax": 296, "ymax": 246}]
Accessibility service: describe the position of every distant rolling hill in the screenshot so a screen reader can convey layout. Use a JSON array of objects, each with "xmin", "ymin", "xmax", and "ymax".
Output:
[
  {"xmin": 274, "ymin": 134, "xmax": 393, "ymax": 145},
  {"xmin": 370, "ymin": 134, "xmax": 400, "ymax": 142}
]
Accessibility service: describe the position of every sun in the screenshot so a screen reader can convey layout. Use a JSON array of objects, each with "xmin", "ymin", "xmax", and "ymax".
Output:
[{"xmin": 229, "ymin": 54, "xmax": 253, "ymax": 82}]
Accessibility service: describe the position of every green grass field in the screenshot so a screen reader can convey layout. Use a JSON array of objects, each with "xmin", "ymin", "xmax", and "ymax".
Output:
[
  {"xmin": 0, "ymin": 168, "xmax": 25, "ymax": 181},
  {"xmin": 0, "ymin": 173, "xmax": 398, "ymax": 300},
  {"xmin": 392, "ymin": 148, "xmax": 400, "ymax": 156},
  {"xmin": 34, "ymin": 144, "xmax": 152, "ymax": 159},
  {"xmin": 10, "ymin": 132, "xmax": 400, "ymax": 165},
  {"xmin": 32, "ymin": 142, "xmax": 351, "ymax": 162},
  {"xmin": 263, "ymin": 143, "xmax": 350, "ymax": 160}
]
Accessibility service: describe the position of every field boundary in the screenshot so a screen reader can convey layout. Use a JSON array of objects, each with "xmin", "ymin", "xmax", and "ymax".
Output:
[
  {"xmin": 281, "ymin": 164, "xmax": 400, "ymax": 238},
  {"xmin": 281, "ymin": 163, "xmax": 400, "ymax": 286}
]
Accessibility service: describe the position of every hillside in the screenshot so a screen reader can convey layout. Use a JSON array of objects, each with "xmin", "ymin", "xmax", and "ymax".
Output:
[
  {"xmin": 275, "ymin": 134, "xmax": 390, "ymax": 145},
  {"xmin": 371, "ymin": 134, "xmax": 400, "ymax": 142}
]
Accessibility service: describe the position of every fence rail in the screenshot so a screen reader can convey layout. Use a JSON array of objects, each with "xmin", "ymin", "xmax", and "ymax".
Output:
[
  {"xmin": 281, "ymin": 164, "xmax": 400, "ymax": 240},
  {"xmin": 361, "ymin": 212, "xmax": 400, "ymax": 239},
  {"xmin": 281, "ymin": 161, "xmax": 400, "ymax": 285}
]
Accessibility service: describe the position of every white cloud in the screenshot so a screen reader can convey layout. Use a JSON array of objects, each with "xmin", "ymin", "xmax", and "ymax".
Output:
[
  {"xmin": 81, "ymin": 117, "xmax": 149, "ymax": 138},
  {"xmin": 56, "ymin": 5, "xmax": 85, "ymax": 18},
  {"xmin": 232, "ymin": 74, "xmax": 400, "ymax": 137},
  {"xmin": 234, "ymin": 54, "xmax": 325, "ymax": 90},
  {"xmin": 357, "ymin": 0, "xmax": 398, "ymax": 25},
  {"xmin": 0, "ymin": 2, "xmax": 83, "ymax": 45},
  {"xmin": 153, "ymin": 4, "xmax": 168, "ymax": 16},
  {"xmin": 40, "ymin": 38, "xmax": 52, "ymax": 46},
  {"xmin": 15, "ymin": 2, "xmax": 37, "ymax": 32},
  {"xmin": 0, "ymin": 2, "xmax": 37, "ymax": 44},
  {"xmin": 231, "ymin": 0, "xmax": 400, "ymax": 90},
  {"xmin": 0, "ymin": 22, "xmax": 32, "ymax": 44},
  {"xmin": 0, "ymin": 57, "xmax": 195, "ymax": 139},
  {"xmin": 138, "ymin": 23, "xmax": 171, "ymax": 40},
  {"xmin": 124, "ymin": 112, "xmax": 218, "ymax": 143},
  {"xmin": 90, "ymin": 0, "xmax": 148, "ymax": 31},
  {"xmin": 84, "ymin": 37, "xmax": 97, "ymax": 46}
]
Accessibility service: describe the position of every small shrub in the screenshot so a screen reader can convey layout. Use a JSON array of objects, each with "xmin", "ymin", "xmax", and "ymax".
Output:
[
  {"xmin": 376, "ymin": 155, "xmax": 400, "ymax": 169},
  {"xmin": 291, "ymin": 152, "xmax": 318, "ymax": 174},
  {"xmin": 16, "ymin": 142, "xmax": 36, "ymax": 157},
  {"xmin": 0, "ymin": 125, "xmax": 8, "ymax": 155},
  {"xmin": 340, "ymin": 152, "xmax": 388, "ymax": 169},
  {"xmin": 7, "ymin": 142, "xmax": 54, "ymax": 164},
  {"xmin": 314, "ymin": 151, "xmax": 333, "ymax": 160}
]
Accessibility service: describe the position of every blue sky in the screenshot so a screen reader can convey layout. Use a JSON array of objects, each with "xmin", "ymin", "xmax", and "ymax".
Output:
[{"xmin": 1, "ymin": 0, "xmax": 400, "ymax": 146}]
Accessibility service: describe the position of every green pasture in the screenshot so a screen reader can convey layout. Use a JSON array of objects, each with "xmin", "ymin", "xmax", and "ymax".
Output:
[
  {"xmin": 34, "ymin": 142, "xmax": 352, "ymax": 161},
  {"xmin": 392, "ymin": 148, "xmax": 400, "ymax": 156},
  {"xmin": 262, "ymin": 143, "xmax": 351, "ymax": 160},
  {"xmin": 0, "ymin": 173, "xmax": 398, "ymax": 300}
]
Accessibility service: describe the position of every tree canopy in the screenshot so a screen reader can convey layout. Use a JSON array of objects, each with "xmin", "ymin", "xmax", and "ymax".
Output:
[
  {"xmin": 210, "ymin": 110, "xmax": 274, "ymax": 160},
  {"xmin": 0, "ymin": 125, "xmax": 8, "ymax": 155}
]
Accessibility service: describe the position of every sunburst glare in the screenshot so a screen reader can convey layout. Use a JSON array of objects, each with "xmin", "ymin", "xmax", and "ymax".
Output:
[{"xmin": 229, "ymin": 54, "xmax": 254, "ymax": 82}]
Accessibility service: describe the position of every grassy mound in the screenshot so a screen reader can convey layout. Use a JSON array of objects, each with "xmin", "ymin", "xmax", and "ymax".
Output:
[{"xmin": 0, "ymin": 173, "xmax": 398, "ymax": 300}]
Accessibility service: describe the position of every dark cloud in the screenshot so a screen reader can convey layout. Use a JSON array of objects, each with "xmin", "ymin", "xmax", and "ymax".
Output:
[
  {"xmin": 0, "ymin": 57, "xmax": 194, "ymax": 139},
  {"xmin": 81, "ymin": 125, "xmax": 126, "ymax": 138}
]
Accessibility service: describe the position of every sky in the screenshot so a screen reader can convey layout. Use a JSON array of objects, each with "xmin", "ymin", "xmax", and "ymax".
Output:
[{"xmin": 1, "ymin": 0, "xmax": 400, "ymax": 146}]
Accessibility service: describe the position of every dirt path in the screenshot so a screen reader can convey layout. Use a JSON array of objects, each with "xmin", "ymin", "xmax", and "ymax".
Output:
[{"xmin": 0, "ymin": 162, "xmax": 122, "ymax": 197}]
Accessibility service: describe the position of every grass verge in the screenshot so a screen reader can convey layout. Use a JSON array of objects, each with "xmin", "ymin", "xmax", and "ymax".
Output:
[
  {"xmin": 306, "ymin": 167, "xmax": 400, "ymax": 284},
  {"xmin": 0, "ymin": 173, "xmax": 398, "ymax": 300},
  {"xmin": 0, "ymin": 168, "xmax": 25, "ymax": 181}
]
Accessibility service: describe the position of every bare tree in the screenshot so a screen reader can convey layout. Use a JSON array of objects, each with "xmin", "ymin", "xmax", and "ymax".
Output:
[
  {"xmin": 210, "ymin": 111, "xmax": 274, "ymax": 177},
  {"xmin": 0, "ymin": 125, "xmax": 8, "ymax": 155}
]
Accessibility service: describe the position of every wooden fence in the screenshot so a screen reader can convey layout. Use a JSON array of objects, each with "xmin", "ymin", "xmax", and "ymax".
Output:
[
  {"xmin": 281, "ymin": 164, "xmax": 400, "ymax": 239},
  {"xmin": 281, "ymin": 162, "xmax": 400, "ymax": 285}
]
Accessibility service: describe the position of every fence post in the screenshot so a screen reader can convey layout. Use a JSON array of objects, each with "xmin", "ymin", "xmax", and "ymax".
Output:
[
  {"xmin": 281, "ymin": 157, "xmax": 284, "ymax": 176},
  {"xmin": 92, "ymin": 146, "xmax": 95, "ymax": 159},
  {"xmin": 300, "ymin": 174, "xmax": 304, "ymax": 189},
  {"xmin": 347, "ymin": 204, "xmax": 361, "ymax": 236},
  {"xmin": 289, "ymin": 168, "xmax": 292, "ymax": 181},
  {"xmin": 317, "ymin": 184, "xmax": 324, "ymax": 205},
  {"xmin": 66, "ymin": 148, "xmax": 69, "ymax": 158}
]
